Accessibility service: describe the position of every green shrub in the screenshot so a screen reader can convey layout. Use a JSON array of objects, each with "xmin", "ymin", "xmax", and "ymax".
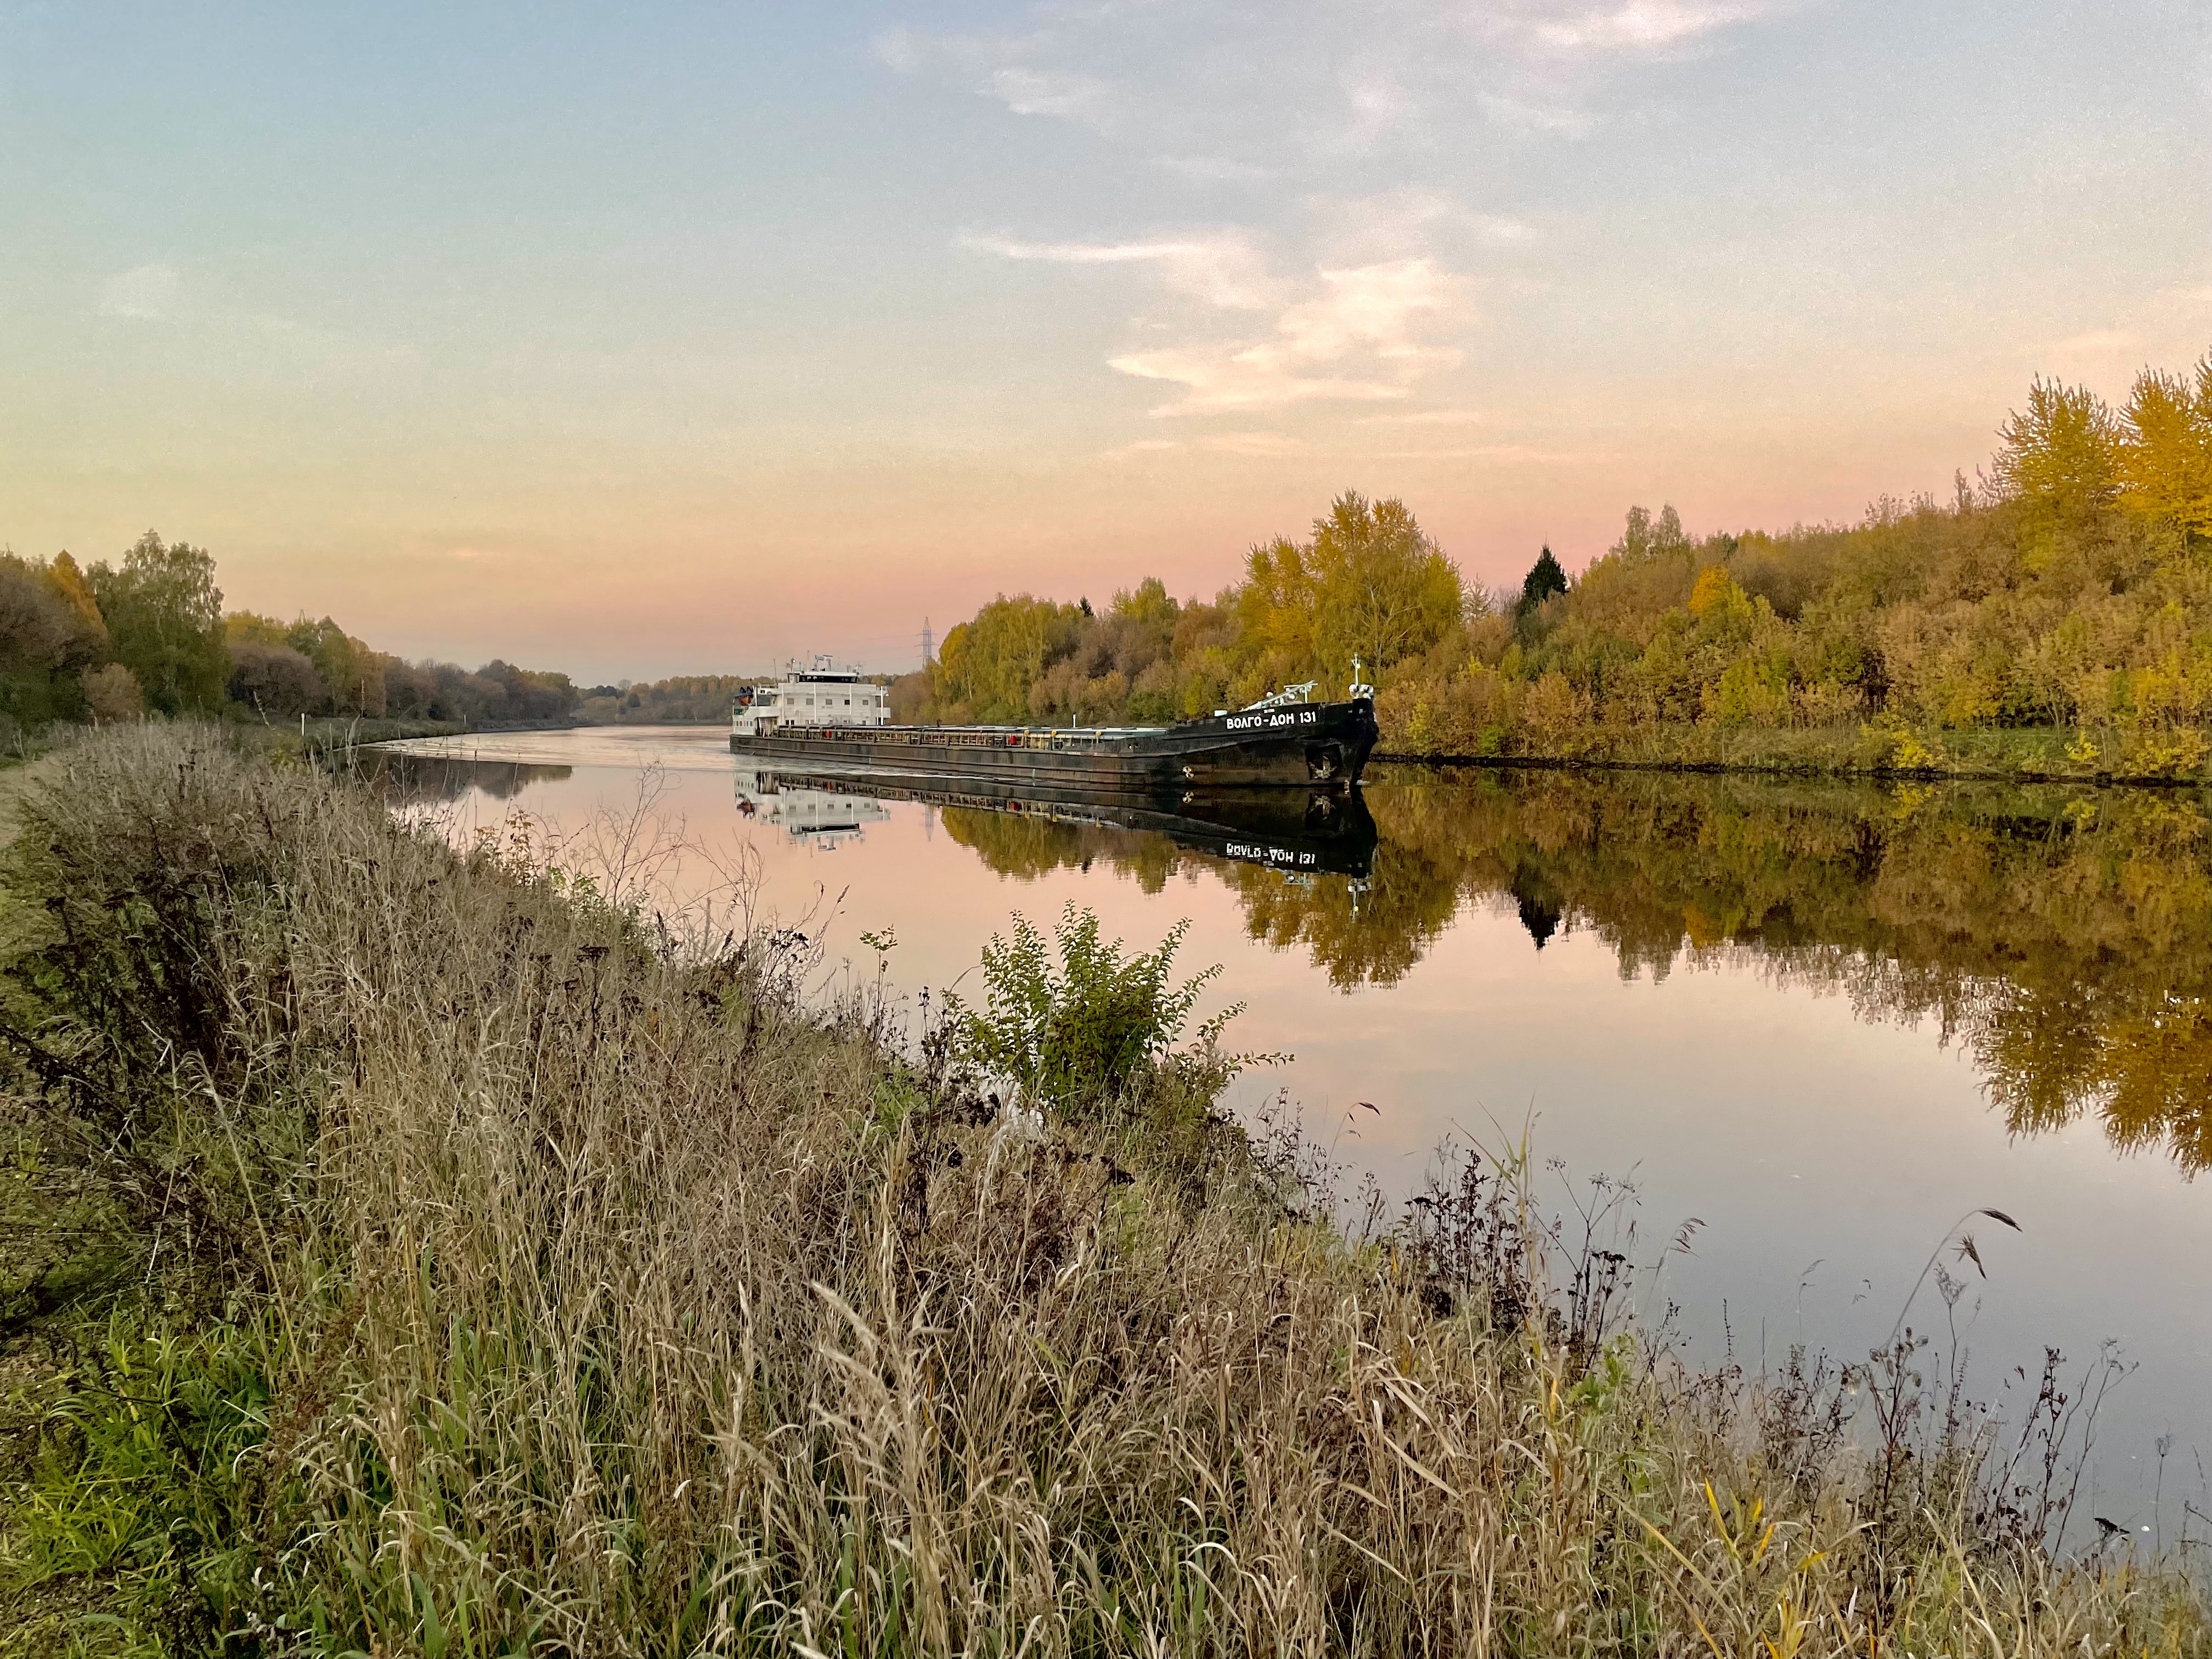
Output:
[{"xmin": 941, "ymin": 902, "xmax": 1265, "ymax": 1116}]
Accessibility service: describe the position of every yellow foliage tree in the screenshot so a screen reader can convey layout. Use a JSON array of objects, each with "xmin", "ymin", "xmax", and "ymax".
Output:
[
  {"xmin": 1236, "ymin": 492, "xmax": 1463, "ymax": 696},
  {"xmin": 2118, "ymin": 352, "xmax": 2212, "ymax": 537},
  {"xmin": 1990, "ymin": 376, "xmax": 2121, "ymax": 539},
  {"xmin": 934, "ymin": 595, "xmax": 1085, "ymax": 723}
]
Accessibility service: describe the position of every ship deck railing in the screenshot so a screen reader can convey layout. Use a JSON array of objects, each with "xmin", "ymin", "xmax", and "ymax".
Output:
[{"xmin": 743, "ymin": 722, "xmax": 1174, "ymax": 752}]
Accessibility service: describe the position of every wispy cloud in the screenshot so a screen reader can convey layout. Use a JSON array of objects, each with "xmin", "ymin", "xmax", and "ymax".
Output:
[
  {"xmin": 1516, "ymin": 1, "xmax": 1775, "ymax": 54},
  {"xmin": 1367, "ymin": 443, "xmax": 1598, "ymax": 463},
  {"xmin": 1360, "ymin": 408, "xmax": 1489, "ymax": 425},
  {"xmin": 2046, "ymin": 329, "xmax": 2141, "ymax": 354},
  {"xmin": 968, "ymin": 229, "xmax": 1468, "ymax": 415},
  {"xmin": 878, "ymin": 1, "xmax": 1792, "ymax": 156},
  {"xmin": 99, "ymin": 262, "xmax": 180, "ymax": 320},
  {"xmin": 1477, "ymin": 92, "xmax": 1598, "ymax": 137},
  {"xmin": 988, "ymin": 65, "xmax": 1109, "ymax": 120},
  {"xmin": 1151, "ymin": 153, "xmax": 1274, "ymax": 184},
  {"xmin": 1200, "ymin": 431, "xmax": 1307, "ymax": 455},
  {"xmin": 1106, "ymin": 257, "xmax": 1466, "ymax": 416},
  {"xmin": 909, "ymin": 2, "xmax": 1793, "ymax": 437},
  {"xmin": 1103, "ymin": 437, "xmax": 1182, "ymax": 458},
  {"xmin": 959, "ymin": 232, "xmax": 1276, "ymax": 309}
]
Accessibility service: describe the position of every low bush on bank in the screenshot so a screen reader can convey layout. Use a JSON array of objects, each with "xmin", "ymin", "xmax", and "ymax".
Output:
[{"xmin": 0, "ymin": 727, "xmax": 2204, "ymax": 1655}]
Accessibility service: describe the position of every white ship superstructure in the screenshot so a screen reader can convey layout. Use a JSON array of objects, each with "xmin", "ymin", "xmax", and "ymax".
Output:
[
  {"xmin": 732, "ymin": 767, "xmax": 890, "ymax": 849},
  {"xmin": 732, "ymin": 654, "xmax": 889, "ymax": 738}
]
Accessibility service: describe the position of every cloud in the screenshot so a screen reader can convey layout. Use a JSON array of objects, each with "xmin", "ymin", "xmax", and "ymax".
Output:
[
  {"xmin": 988, "ymin": 66, "xmax": 1110, "ymax": 120},
  {"xmin": 1477, "ymin": 92, "xmax": 1598, "ymax": 137},
  {"xmin": 969, "ymin": 223, "xmax": 1471, "ymax": 415},
  {"xmin": 871, "ymin": 26, "xmax": 924, "ymax": 74},
  {"xmin": 1516, "ymin": 1, "xmax": 1775, "ymax": 55},
  {"xmin": 916, "ymin": 3, "xmax": 1790, "ymax": 431},
  {"xmin": 1103, "ymin": 437, "xmax": 1182, "ymax": 458},
  {"xmin": 1308, "ymin": 187, "xmax": 1544, "ymax": 267},
  {"xmin": 99, "ymin": 262, "xmax": 180, "ymax": 320},
  {"xmin": 881, "ymin": 1, "xmax": 1791, "ymax": 156},
  {"xmin": 1199, "ymin": 431, "xmax": 1308, "ymax": 455},
  {"xmin": 961, "ymin": 231, "xmax": 1277, "ymax": 310},
  {"xmin": 1151, "ymin": 153, "xmax": 1274, "ymax": 184},
  {"xmin": 1360, "ymin": 408, "xmax": 1489, "ymax": 425},
  {"xmin": 1339, "ymin": 65, "xmax": 1410, "ymax": 149},
  {"xmin": 2047, "ymin": 329, "xmax": 2141, "ymax": 354},
  {"xmin": 1367, "ymin": 443, "xmax": 1597, "ymax": 463},
  {"xmin": 1108, "ymin": 257, "xmax": 1466, "ymax": 415}
]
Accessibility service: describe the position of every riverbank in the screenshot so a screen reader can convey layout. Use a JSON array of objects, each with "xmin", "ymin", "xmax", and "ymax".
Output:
[
  {"xmin": 226, "ymin": 712, "xmax": 465, "ymax": 752},
  {"xmin": 1375, "ymin": 716, "xmax": 2212, "ymax": 786},
  {"xmin": 1, "ymin": 726, "xmax": 2204, "ymax": 1656}
]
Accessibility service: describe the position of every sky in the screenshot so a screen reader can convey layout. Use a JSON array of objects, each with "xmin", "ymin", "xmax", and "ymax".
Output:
[{"xmin": 2, "ymin": 1, "xmax": 2207, "ymax": 681}]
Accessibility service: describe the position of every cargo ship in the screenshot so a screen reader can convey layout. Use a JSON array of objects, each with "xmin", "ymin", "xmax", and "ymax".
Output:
[{"xmin": 731, "ymin": 656, "xmax": 1380, "ymax": 789}]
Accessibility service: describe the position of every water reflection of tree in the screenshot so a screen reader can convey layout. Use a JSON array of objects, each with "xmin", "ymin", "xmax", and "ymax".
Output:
[
  {"xmin": 1374, "ymin": 770, "xmax": 2212, "ymax": 1175},
  {"xmin": 934, "ymin": 772, "xmax": 2212, "ymax": 1169},
  {"xmin": 941, "ymin": 772, "xmax": 2212, "ymax": 1170},
  {"xmin": 940, "ymin": 811, "xmax": 1188, "ymax": 893},
  {"xmin": 1215, "ymin": 842, "xmax": 1459, "ymax": 988},
  {"xmin": 363, "ymin": 755, "xmax": 575, "ymax": 804},
  {"xmin": 939, "ymin": 807, "xmax": 1460, "ymax": 989}
]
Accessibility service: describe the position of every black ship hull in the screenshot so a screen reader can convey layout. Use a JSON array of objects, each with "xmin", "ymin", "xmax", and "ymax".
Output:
[
  {"xmin": 736, "ymin": 764, "xmax": 1376, "ymax": 878},
  {"xmin": 730, "ymin": 697, "xmax": 1378, "ymax": 788}
]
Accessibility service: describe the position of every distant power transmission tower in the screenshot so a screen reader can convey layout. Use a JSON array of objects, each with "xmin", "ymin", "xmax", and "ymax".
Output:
[{"xmin": 920, "ymin": 617, "xmax": 934, "ymax": 670}]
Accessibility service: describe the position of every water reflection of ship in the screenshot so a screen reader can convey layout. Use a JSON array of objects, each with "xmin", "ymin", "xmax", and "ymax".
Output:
[
  {"xmin": 736, "ymin": 764, "xmax": 1376, "ymax": 878},
  {"xmin": 732, "ymin": 767, "xmax": 893, "ymax": 850}
]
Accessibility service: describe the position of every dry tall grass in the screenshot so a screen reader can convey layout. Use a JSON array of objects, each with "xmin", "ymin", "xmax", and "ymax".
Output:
[{"xmin": 1, "ymin": 725, "xmax": 2205, "ymax": 1656}]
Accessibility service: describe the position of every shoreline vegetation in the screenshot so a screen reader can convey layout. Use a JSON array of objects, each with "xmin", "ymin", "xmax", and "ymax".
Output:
[
  {"xmin": 1, "ymin": 727, "xmax": 2205, "ymax": 1654},
  {"xmin": 0, "ymin": 532, "xmax": 582, "ymax": 746},
  {"xmin": 1374, "ymin": 730, "xmax": 2212, "ymax": 787},
  {"xmin": 896, "ymin": 353, "xmax": 2212, "ymax": 787},
  {"xmin": 0, "ymin": 531, "xmax": 815, "ymax": 745}
]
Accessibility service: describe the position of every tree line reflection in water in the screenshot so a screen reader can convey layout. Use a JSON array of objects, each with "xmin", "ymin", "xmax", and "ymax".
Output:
[
  {"xmin": 373, "ymin": 754, "xmax": 577, "ymax": 803},
  {"xmin": 941, "ymin": 767, "xmax": 2212, "ymax": 1176}
]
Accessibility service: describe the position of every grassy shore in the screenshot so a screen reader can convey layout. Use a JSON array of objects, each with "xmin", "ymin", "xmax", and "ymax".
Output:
[
  {"xmin": 0, "ymin": 727, "xmax": 2204, "ymax": 1656},
  {"xmin": 223, "ymin": 713, "xmax": 466, "ymax": 754},
  {"xmin": 1375, "ymin": 719, "xmax": 2212, "ymax": 786}
]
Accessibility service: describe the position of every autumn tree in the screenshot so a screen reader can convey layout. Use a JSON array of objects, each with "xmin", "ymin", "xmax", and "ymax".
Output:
[
  {"xmin": 0, "ymin": 554, "xmax": 114, "ymax": 721},
  {"xmin": 1309, "ymin": 492, "xmax": 1463, "ymax": 678},
  {"xmin": 46, "ymin": 554, "xmax": 110, "ymax": 656},
  {"xmin": 934, "ymin": 596, "xmax": 1085, "ymax": 723},
  {"xmin": 89, "ymin": 532, "xmax": 227, "ymax": 714},
  {"xmin": 286, "ymin": 616, "xmax": 387, "ymax": 716},
  {"xmin": 228, "ymin": 642, "xmax": 326, "ymax": 718},
  {"xmin": 2118, "ymin": 352, "xmax": 2212, "ymax": 538},
  {"xmin": 1239, "ymin": 492, "xmax": 1462, "ymax": 696},
  {"xmin": 1990, "ymin": 376, "xmax": 2121, "ymax": 543}
]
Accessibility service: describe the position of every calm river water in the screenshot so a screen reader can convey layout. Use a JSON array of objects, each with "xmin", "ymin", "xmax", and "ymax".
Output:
[{"xmin": 375, "ymin": 725, "xmax": 2212, "ymax": 1532}]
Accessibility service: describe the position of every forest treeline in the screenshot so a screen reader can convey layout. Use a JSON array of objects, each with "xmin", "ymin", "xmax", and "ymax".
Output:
[
  {"xmin": 897, "ymin": 352, "xmax": 2212, "ymax": 779},
  {"xmin": 0, "ymin": 531, "xmax": 579, "ymax": 735},
  {"xmin": 575, "ymin": 674, "xmax": 765, "ymax": 725}
]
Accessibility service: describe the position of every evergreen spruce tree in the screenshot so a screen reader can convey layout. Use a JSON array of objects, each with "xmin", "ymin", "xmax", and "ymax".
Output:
[{"xmin": 1517, "ymin": 545, "xmax": 1568, "ymax": 616}]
